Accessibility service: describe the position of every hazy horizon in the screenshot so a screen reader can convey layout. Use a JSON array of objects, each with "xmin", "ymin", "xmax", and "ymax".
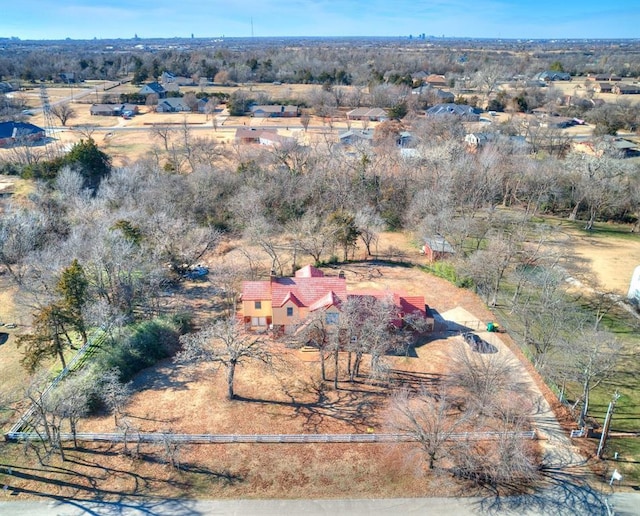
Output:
[{"xmin": 1, "ymin": 0, "xmax": 639, "ymax": 41}]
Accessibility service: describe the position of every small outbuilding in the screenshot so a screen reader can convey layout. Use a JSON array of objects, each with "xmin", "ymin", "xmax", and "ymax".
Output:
[{"xmin": 422, "ymin": 236, "xmax": 455, "ymax": 262}]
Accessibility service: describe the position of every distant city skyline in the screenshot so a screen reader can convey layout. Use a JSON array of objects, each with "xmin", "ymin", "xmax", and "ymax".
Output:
[{"xmin": 1, "ymin": 0, "xmax": 639, "ymax": 41}]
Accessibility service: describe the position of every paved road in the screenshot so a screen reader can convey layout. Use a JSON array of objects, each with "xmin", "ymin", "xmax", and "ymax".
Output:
[{"xmin": 1, "ymin": 492, "xmax": 638, "ymax": 516}]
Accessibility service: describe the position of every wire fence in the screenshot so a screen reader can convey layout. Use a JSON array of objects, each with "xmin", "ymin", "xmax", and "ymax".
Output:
[{"xmin": 5, "ymin": 430, "xmax": 537, "ymax": 444}]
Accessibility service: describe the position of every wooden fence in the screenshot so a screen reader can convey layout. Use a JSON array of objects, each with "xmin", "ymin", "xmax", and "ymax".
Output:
[{"xmin": 5, "ymin": 430, "xmax": 537, "ymax": 444}]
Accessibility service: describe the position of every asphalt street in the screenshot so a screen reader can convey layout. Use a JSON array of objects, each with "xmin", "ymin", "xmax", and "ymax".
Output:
[{"xmin": 1, "ymin": 492, "xmax": 639, "ymax": 516}]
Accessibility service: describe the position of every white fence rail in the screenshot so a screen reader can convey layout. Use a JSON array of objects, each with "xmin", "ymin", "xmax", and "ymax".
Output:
[{"xmin": 6, "ymin": 430, "xmax": 537, "ymax": 444}]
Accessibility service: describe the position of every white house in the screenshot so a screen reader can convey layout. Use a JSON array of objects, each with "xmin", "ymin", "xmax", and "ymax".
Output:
[{"xmin": 628, "ymin": 266, "xmax": 640, "ymax": 306}]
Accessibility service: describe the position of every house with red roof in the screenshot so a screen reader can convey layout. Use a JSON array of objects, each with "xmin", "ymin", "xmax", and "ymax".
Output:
[{"xmin": 240, "ymin": 265, "xmax": 433, "ymax": 333}]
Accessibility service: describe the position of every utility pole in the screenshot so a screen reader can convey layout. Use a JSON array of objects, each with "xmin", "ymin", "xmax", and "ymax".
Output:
[{"xmin": 597, "ymin": 391, "xmax": 620, "ymax": 459}]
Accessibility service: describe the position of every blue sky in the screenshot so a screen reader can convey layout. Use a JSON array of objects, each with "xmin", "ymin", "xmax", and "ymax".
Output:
[{"xmin": 1, "ymin": 0, "xmax": 638, "ymax": 40}]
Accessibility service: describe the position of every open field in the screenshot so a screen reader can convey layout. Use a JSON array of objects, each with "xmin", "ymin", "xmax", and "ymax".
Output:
[{"xmin": 540, "ymin": 217, "xmax": 640, "ymax": 296}]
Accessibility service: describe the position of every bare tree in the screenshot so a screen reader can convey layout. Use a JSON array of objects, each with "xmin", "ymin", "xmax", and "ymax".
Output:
[
  {"xmin": 177, "ymin": 317, "xmax": 270, "ymax": 400},
  {"xmin": 553, "ymin": 329, "xmax": 621, "ymax": 427},
  {"xmin": 160, "ymin": 431, "xmax": 182, "ymax": 469},
  {"xmin": 299, "ymin": 308, "xmax": 334, "ymax": 381},
  {"xmin": 451, "ymin": 409, "xmax": 538, "ymax": 488},
  {"xmin": 100, "ymin": 367, "xmax": 131, "ymax": 427},
  {"xmin": 292, "ymin": 211, "xmax": 333, "ymax": 265},
  {"xmin": 300, "ymin": 113, "xmax": 311, "ymax": 132},
  {"xmin": 389, "ymin": 387, "xmax": 469, "ymax": 470},
  {"xmin": 151, "ymin": 124, "xmax": 172, "ymax": 153},
  {"xmin": 446, "ymin": 345, "xmax": 532, "ymax": 418},
  {"xmin": 25, "ymin": 371, "xmax": 93, "ymax": 462},
  {"xmin": 50, "ymin": 103, "xmax": 76, "ymax": 126},
  {"xmin": 355, "ymin": 207, "xmax": 385, "ymax": 257},
  {"xmin": 74, "ymin": 124, "xmax": 96, "ymax": 140},
  {"xmin": 0, "ymin": 209, "xmax": 48, "ymax": 285},
  {"xmin": 566, "ymin": 152, "xmax": 628, "ymax": 231},
  {"xmin": 339, "ymin": 295, "xmax": 399, "ymax": 382}
]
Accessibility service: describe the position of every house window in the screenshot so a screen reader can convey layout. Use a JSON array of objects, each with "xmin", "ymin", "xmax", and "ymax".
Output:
[
  {"xmin": 325, "ymin": 312, "xmax": 339, "ymax": 325},
  {"xmin": 254, "ymin": 301, "xmax": 262, "ymax": 309},
  {"xmin": 286, "ymin": 307, "xmax": 294, "ymax": 317}
]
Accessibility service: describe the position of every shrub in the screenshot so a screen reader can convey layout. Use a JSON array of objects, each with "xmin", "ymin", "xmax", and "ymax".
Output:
[{"xmin": 94, "ymin": 318, "xmax": 182, "ymax": 382}]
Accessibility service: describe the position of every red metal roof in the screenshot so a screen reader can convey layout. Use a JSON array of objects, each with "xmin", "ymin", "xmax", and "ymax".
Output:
[
  {"xmin": 308, "ymin": 291, "xmax": 342, "ymax": 312},
  {"xmin": 271, "ymin": 277, "xmax": 347, "ymax": 307},
  {"xmin": 241, "ymin": 268, "xmax": 425, "ymax": 319},
  {"xmin": 295, "ymin": 265, "xmax": 325, "ymax": 278},
  {"xmin": 279, "ymin": 290, "xmax": 305, "ymax": 308},
  {"xmin": 241, "ymin": 281, "xmax": 272, "ymax": 301}
]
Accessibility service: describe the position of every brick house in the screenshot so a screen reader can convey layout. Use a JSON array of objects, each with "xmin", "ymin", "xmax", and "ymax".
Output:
[{"xmin": 250, "ymin": 105, "xmax": 299, "ymax": 118}]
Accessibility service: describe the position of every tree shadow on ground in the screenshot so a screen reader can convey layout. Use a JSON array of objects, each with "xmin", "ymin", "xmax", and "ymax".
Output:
[
  {"xmin": 3, "ymin": 485, "xmax": 204, "ymax": 516},
  {"xmin": 388, "ymin": 369, "xmax": 442, "ymax": 392},
  {"xmin": 128, "ymin": 360, "xmax": 192, "ymax": 392},
  {"xmin": 1, "ymin": 442, "xmax": 243, "ymax": 505},
  {"xmin": 479, "ymin": 465, "xmax": 611, "ymax": 516},
  {"xmin": 236, "ymin": 381, "xmax": 383, "ymax": 432},
  {"xmin": 476, "ymin": 459, "xmax": 614, "ymax": 515}
]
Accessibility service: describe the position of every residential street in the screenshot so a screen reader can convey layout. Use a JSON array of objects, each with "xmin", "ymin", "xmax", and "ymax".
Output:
[{"xmin": 1, "ymin": 492, "xmax": 638, "ymax": 515}]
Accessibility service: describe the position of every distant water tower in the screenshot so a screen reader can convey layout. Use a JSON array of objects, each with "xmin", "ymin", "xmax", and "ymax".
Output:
[{"xmin": 629, "ymin": 265, "xmax": 640, "ymax": 306}]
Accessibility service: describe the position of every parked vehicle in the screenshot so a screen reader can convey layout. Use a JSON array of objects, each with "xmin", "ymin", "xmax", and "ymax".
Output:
[{"xmin": 462, "ymin": 332, "xmax": 492, "ymax": 352}]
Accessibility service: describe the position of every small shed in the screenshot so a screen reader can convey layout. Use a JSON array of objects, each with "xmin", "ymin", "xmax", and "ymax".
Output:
[{"xmin": 422, "ymin": 236, "xmax": 455, "ymax": 262}]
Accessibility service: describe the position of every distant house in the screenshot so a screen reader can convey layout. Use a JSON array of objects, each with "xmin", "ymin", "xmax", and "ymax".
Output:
[
  {"xmin": 197, "ymin": 98, "xmax": 216, "ymax": 113},
  {"xmin": 139, "ymin": 82, "xmax": 167, "ymax": 98},
  {"xmin": 90, "ymin": 103, "xmax": 139, "ymax": 116},
  {"xmin": 426, "ymin": 103, "xmax": 480, "ymax": 121},
  {"xmin": 160, "ymin": 72, "xmax": 196, "ymax": 86},
  {"xmin": 346, "ymin": 107, "xmax": 388, "ymax": 122},
  {"xmin": 465, "ymin": 132, "xmax": 530, "ymax": 153},
  {"xmin": 573, "ymin": 137, "xmax": 640, "ymax": 158},
  {"xmin": 591, "ymin": 82, "xmax": 614, "ymax": 94},
  {"xmin": 612, "ymin": 84, "xmax": 640, "ymax": 95},
  {"xmin": 250, "ymin": 105, "xmax": 299, "ymax": 118},
  {"xmin": 538, "ymin": 116, "xmax": 578, "ymax": 129},
  {"xmin": 585, "ymin": 73, "xmax": 621, "ymax": 82},
  {"xmin": 241, "ymin": 265, "xmax": 432, "ymax": 333},
  {"xmin": 397, "ymin": 131, "xmax": 414, "ymax": 148},
  {"xmin": 535, "ymin": 71, "xmax": 572, "ymax": 82},
  {"xmin": 0, "ymin": 181, "xmax": 15, "ymax": 199},
  {"xmin": 0, "ymin": 81, "xmax": 15, "ymax": 93},
  {"xmin": 234, "ymin": 128, "xmax": 292, "ymax": 146},
  {"xmin": 431, "ymin": 89, "xmax": 455, "ymax": 102},
  {"xmin": 465, "ymin": 132, "xmax": 497, "ymax": 149},
  {"xmin": 425, "ymin": 74, "xmax": 448, "ymax": 87},
  {"xmin": 422, "ymin": 236, "xmax": 455, "ymax": 262},
  {"xmin": 339, "ymin": 129, "xmax": 374, "ymax": 145},
  {"xmin": 57, "ymin": 72, "xmax": 77, "ymax": 84},
  {"xmin": 0, "ymin": 121, "xmax": 45, "ymax": 147},
  {"xmin": 155, "ymin": 98, "xmax": 193, "ymax": 113},
  {"xmin": 413, "ymin": 85, "xmax": 455, "ymax": 103}
]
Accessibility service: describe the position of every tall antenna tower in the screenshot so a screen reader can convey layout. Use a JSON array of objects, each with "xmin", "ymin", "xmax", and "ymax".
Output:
[
  {"xmin": 39, "ymin": 84, "xmax": 61, "ymax": 160},
  {"xmin": 251, "ymin": 17, "xmax": 254, "ymax": 38}
]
